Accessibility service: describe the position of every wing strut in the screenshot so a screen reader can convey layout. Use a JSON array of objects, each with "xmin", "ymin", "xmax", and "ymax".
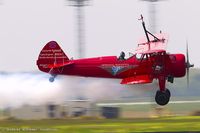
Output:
[{"xmin": 139, "ymin": 15, "xmax": 160, "ymax": 50}]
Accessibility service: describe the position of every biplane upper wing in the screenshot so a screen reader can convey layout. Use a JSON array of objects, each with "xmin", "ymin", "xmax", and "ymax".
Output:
[
  {"xmin": 135, "ymin": 33, "xmax": 168, "ymax": 54},
  {"xmin": 120, "ymin": 75, "xmax": 153, "ymax": 85},
  {"xmin": 137, "ymin": 49, "xmax": 166, "ymax": 54}
]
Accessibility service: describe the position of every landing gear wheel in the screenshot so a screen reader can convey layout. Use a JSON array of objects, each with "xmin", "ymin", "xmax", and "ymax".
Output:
[
  {"xmin": 155, "ymin": 90, "xmax": 171, "ymax": 106},
  {"xmin": 165, "ymin": 89, "xmax": 171, "ymax": 98}
]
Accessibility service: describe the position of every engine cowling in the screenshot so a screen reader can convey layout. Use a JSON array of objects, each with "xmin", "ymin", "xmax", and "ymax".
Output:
[{"xmin": 169, "ymin": 54, "xmax": 186, "ymax": 77}]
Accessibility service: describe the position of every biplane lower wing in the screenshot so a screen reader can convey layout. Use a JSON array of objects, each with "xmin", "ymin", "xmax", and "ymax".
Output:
[{"xmin": 120, "ymin": 75, "xmax": 153, "ymax": 85}]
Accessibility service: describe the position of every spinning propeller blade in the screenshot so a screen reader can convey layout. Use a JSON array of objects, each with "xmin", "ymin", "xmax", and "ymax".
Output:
[{"xmin": 186, "ymin": 41, "xmax": 194, "ymax": 87}]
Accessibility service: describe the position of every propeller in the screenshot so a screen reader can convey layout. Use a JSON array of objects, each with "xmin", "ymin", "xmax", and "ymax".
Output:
[{"xmin": 186, "ymin": 41, "xmax": 194, "ymax": 87}]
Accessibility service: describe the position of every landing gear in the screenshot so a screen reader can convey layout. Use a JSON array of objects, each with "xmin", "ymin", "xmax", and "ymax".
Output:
[
  {"xmin": 49, "ymin": 75, "xmax": 57, "ymax": 82},
  {"xmin": 49, "ymin": 77, "xmax": 55, "ymax": 82},
  {"xmin": 155, "ymin": 89, "xmax": 171, "ymax": 106}
]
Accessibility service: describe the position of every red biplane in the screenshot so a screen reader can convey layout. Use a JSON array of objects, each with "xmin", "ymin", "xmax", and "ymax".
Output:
[{"xmin": 37, "ymin": 15, "xmax": 193, "ymax": 105}]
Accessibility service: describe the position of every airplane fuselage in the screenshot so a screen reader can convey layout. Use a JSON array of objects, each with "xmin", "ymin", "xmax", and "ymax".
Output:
[{"xmin": 49, "ymin": 53, "xmax": 186, "ymax": 80}]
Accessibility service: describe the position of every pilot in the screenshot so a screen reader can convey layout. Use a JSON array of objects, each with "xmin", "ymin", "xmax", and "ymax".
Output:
[{"xmin": 118, "ymin": 51, "xmax": 125, "ymax": 60}]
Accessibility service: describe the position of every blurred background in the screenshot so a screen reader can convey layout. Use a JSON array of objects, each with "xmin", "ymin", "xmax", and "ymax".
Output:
[{"xmin": 0, "ymin": 0, "xmax": 200, "ymax": 120}]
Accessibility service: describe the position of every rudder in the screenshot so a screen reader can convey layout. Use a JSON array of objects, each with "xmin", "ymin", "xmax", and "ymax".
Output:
[{"xmin": 37, "ymin": 41, "xmax": 69, "ymax": 73}]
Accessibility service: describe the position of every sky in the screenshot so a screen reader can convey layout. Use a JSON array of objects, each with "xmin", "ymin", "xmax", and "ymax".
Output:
[{"xmin": 0, "ymin": 0, "xmax": 199, "ymax": 72}]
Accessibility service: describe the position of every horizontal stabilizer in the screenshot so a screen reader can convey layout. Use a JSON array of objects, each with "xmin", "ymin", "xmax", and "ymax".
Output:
[
  {"xmin": 47, "ymin": 61, "xmax": 74, "ymax": 68},
  {"xmin": 121, "ymin": 75, "xmax": 153, "ymax": 85}
]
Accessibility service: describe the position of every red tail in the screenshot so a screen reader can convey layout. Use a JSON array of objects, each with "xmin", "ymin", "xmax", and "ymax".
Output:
[{"xmin": 37, "ymin": 41, "xmax": 69, "ymax": 73}]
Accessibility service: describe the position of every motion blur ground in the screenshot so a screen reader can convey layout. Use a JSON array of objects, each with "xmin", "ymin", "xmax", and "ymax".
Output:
[{"xmin": 0, "ymin": 117, "xmax": 200, "ymax": 132}]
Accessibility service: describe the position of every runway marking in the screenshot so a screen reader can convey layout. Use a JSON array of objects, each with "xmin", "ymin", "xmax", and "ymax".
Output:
[{"xmin": 96, "ymin": 100, "xmax": 200, "ymax": 106}]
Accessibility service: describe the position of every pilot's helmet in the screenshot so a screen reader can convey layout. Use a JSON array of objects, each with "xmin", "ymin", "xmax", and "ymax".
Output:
[{"xmin": 120, "ymin": 51, "xmax": 125, "ymax": 57}]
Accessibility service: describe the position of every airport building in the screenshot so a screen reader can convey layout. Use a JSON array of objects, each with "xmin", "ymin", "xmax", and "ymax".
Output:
[{"xmin": 8, "ymin": 100, "xmax": 95, "ymax": 120}]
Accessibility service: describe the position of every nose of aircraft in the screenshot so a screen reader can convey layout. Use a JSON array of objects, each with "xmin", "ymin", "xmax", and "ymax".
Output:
[{"xmin": 172, "ymin": 54, "xmax": 186, "ymax": 78}]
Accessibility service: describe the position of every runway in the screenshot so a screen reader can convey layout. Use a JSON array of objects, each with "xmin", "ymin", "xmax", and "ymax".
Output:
[{"xmin": 96, "ymin": 100, "xmax": 200, "ymax": 106}]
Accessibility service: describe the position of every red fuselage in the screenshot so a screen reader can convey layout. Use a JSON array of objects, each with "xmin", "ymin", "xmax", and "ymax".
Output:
[{"xmin": 43, "ymin": 53, "xmax": 186, "ymax": 80}]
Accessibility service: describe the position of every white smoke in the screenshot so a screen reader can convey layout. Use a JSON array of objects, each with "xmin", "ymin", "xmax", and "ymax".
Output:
[
  {"xmin": 59, "ymin": 76, "xmax": 156, "ymax": 101},
  {"xmin": 0, "ymin": 72, "xmax": 65, "ymax": 108},
  {"xmin": 59, "ymin": 77, "xmax": 124, "ymax": 101},
  {"xmin": 0, "ymin": 72, "xmax": 155, "ymax": 109}
]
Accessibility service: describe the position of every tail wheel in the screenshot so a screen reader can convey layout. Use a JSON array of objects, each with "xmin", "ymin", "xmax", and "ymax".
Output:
[
  {"xmin": 49, "ymin": 76, "xmax": 55, "ymax": 82},
  {"xmin": 49, "ymin": 74, "xmax": 56, "ymax": 82}
]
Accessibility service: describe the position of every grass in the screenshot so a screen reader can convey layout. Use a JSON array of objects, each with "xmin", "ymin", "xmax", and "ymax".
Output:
[{"xmin": 0, "ymin": 116, "xmax": 200, "ymax": 133}]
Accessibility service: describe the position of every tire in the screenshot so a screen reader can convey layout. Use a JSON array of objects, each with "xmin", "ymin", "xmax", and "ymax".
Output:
[
  {"xmin": 165, "ymin": 89, "xmax": 171, "ymax": 98},
  {"xmin": 155, "ymin": 90, "xmax": 170, "ymax": 106}
]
